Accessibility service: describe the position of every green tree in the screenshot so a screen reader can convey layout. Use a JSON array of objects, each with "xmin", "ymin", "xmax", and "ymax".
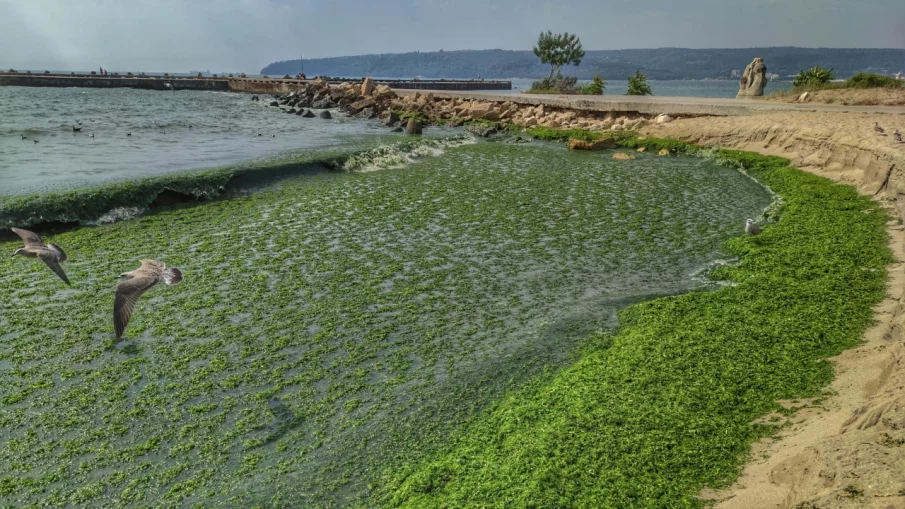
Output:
[
  {"xmin": 626, "ymin": 70, "xmax": 653, "ymax": 96},
  {"xmin": 792, "ymin": 66, "xmax": 835, "ymax": 87},
  {"xmin": 533, "ymin": 31, "xmax": 585, "ymax": 81}
]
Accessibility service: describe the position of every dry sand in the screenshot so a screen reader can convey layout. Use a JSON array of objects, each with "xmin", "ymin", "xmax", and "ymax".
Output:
[
  {"xmin": 646, "ymin": 111, "xmax": 905, "ymax": 508},
  {"xmin": 768, "ymin": 88, "xmax": 905, "ymax": 107}
]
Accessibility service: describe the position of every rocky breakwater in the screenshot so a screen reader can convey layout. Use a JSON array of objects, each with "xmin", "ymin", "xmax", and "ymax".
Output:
[
  {"xmin": 393, "ymin": 91, "xmax": 663, "ymax": 134},
  {"xmin": 265, "ymin": 77, "xmax": 675, "ymax": 140}
]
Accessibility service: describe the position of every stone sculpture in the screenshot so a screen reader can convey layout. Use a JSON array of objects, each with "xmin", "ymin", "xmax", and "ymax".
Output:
[{"xmin": 736, "ymin": 57, "xmax": 768, "ymax": 98}]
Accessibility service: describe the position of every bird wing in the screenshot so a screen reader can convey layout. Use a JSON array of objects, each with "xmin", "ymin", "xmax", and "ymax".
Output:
[
  {"xmin": 137, "ymin": 259, "xmax": 165, "ymax": 275},
  {"xmin": 48, "ymin": 243, "xmax": 68, "ymax": 262},
  {"xmin": 11, "ymin": 227, "xmax": 45, "ymax": 247},
  {"xmin": 40, "ymin": 256, "xmax": 70, "ymax": 286},
  {"xmin": 114, "ymin": 276, "xmax": 159, "ymax": 338}
]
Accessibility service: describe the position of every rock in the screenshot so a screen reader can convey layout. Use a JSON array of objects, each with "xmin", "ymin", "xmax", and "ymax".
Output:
[
  {"xmin": 318, "ymin": 110, "xmax": 332, "ymax": 119},
  {"xmin": 636, "ymin": 147, "xmax": 646, "ymax": 153},
  {"xmin": 467, "ymin": 124, "xmax": 499, "ymax": 137},
  {"xmin": 269, "ymin": 101, "xmax": 279, "ymax": 107},
  {"xmin": 798, "ymin": 91, "xmax": 810, "ymax": 103},
  {"xmin": 612, "ymin": 152, "xmax": 636, "ymax": 160},
  {"xmin": 611, "ymin": 124, "xmax": 625, "ymax": 131},
  {"xmin": 347, "ymin": 97, "xmax": 376, "ymax": 115},
  {"xmin": 658, "ymin": 148, "xmax": 671, "ymax": 156},
  {"xmin": 468, "ymin": 101, "xmax": 494, "ymax": 120},
  {"xmin": 567, "ymin": 138, "xmax": 617, "ymax": 151},
  {"xmin": 391, "ymin": 127, "xmax": 404, "ymax": 132},
  {"xmin": 312, "ymin": 96, "xmax": 335, "ymax": 109},
  {"xmin": 405, "ymin": 119, "xmax": 423, "ymax": 135},
  {"xmin": 375, "ymin": 84, "xmax": 394, "ymax": 98},
  {"xmin": 736, "ymin": 57, "xmax": 768, "ymax": 98},
  {"xmin": 385, "ymin": 111, "xmax": 400, "ymax": 123},
  {"xmin": 655, "ymin": 114, "xmax": 673, "ymax": 124},
  {"xmin": 251, "ymin": 95, "xmax": 260, "ymax": 101},
  {"xmin": 295, "ymin": 109, "xmax": 304, "ymax": 115},
  {"xmin": 302, "ymin": 110, "xmax": 315, "ymax": 118},
  {"xmin": 361, "ymin": 77, "xmax": 375, "ymax": 97},
  {"xmin": 359, "ymin": 108, "xmax": 376, "ymax": 119},
  {"xmin": 287, "ymin": 108, "xmax": 297, "ymax": 114}
]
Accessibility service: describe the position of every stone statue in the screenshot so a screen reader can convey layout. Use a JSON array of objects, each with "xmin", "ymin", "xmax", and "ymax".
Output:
[{"xmin": 736, "ymin": 57, "xmax": 767, "ymax": 98}]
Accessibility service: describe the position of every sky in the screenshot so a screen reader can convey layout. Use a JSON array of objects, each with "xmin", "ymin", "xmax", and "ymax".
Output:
[{"xmin": 1, "ymin": 0, "xmax": 902, "ymax": 73}]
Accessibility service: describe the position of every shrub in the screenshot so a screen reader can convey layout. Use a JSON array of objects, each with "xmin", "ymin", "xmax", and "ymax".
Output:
[
  {"xmin": 845, "ymin": 72, "xmax": 904, "ymax": 89},
  {"xmin": 626, "ymin": 71, "xmax": 653, "ymax": 96},
  {"xmin": 581, "ymin": 74, "xmax": 606, "ymax": 95},
  {"xmin": 528, "ymin": 73, "xmax": 579, "ymax": 94},
  {"xmin": 792, "ymin": 66, "xmax": 835, "ymax": 87}
]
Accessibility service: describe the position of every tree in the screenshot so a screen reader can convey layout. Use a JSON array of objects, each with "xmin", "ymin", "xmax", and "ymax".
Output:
[
  {"xmin": 626, "ymin": 70, "xmax": 653, "ymax": 96},
  {"xmin": 533, "ymin": 31, "xmax": 585, "ymax": 81},
  {"xmin": 584, "ymin": 74, "xmax": 606, "ymax": 95}
]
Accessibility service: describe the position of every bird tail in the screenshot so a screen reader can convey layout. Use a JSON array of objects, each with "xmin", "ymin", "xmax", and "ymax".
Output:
[
  {"xmin": 48, "ymin": 243, "xmax": 68, "ymax": 262},
  {"xmin": 163, "ymin": 267, "xmax": 183, "ymax": 285}
]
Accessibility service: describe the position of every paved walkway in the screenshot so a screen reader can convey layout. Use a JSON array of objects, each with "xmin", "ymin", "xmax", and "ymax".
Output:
[{"xmin": 395, "ymin": 89, "xmax": 905, "ymax": 116}]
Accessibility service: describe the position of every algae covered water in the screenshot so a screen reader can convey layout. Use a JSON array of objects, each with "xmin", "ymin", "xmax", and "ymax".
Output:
[{"xmin": 0, "ymin": 124, "xmax": 774, "ymax": 506}]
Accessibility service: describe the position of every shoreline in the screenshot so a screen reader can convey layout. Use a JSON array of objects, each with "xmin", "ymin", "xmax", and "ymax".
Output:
[{"xmin": 648, "ymin": 113, "xmax": 905, "ymax": 507}]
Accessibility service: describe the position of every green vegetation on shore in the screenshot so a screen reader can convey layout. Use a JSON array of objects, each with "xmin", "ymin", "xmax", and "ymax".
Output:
[{"xmin": 383, "ymin": 143, "xmax": 892, "ymax": 508}]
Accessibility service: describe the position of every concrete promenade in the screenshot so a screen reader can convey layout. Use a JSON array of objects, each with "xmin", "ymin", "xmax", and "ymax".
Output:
[{"xmin": 395, "ymin": 89, "xmax": 905, "ymax": 116}]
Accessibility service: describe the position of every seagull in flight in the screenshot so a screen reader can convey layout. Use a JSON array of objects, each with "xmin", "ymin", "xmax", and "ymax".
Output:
[
  {"xmin": 114, "ymin": 259, "xmax": 183, "ymax": 339},
  {"xmin": 10, "ymin": 227, "xmax": 70, "ymax": 285}
]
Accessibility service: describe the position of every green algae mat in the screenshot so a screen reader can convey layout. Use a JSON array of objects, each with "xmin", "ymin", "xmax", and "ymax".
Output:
[{"xmin": 0, "ymin": 139, "xmax": 889, "ymax": 508}]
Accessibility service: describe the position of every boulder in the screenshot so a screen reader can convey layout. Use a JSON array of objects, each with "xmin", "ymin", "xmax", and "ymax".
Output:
[
  {"xmin": 798, "ymin": 91, "xmax": 810, "ymax": 103},
  {"xmin": 312, "ymin": 96, "xmax": 335, "ymax": 109},
  {"xmin": 359, "ymin": 108, "xmax": 377, "ymax": 119},
  {"xmin": 636, "ymin": 147, "xmax": 647, "ymax": 153},
  {"xmin": 269, "ymin": 101, "xmax": 279, "ymax": 107},
  {"xmin": 295, "ymin": 108, "xmax": 304, "ymax": 115},
  {"xmin": 658, "ymin": 148, "xmax": 671, "ymax": 156},
  {"xmin": 287, "ymin": 108, "xmax": 297, "ymax": 114},
  {"xmin": 405, "ymin": 119, "xmax": 423, "ymax": 135},
  {"xmin": 468, "ymin": 101, "xmax": 494, "ymax": 119},
  {"xmin": 302, "ymin": 110, "xmax": 315, "ymax": 118},
  {"xmin": 375, "ymin": 84, "xmax": 394, "ymax": 98},
  {"xmin": 319, "ymin": 110, "xmax": 332, "ymax": 119},
  {"xmin": 347, "ymin": 97, "xmax": 376, "ymax": 115},
  {"xmin": 361, "ymin": 77, "xmax": 375, "ymax": 96},
  {"xmin": 385, "ymin": 112, "xmax": 400, "ymax": 126},
  {"xmin": 391, "ymin": 127, "xmax": 404, "ymax": 133},
  {"xmin": 612, "ymin": 152, "xmax": 636, "ymax": 160},
  {"xmin": 567, "ymin": 138, "xmax": 617, "ymax": 151},
  {"xmin": 467, "ymin": 124, "xmax": 499, "ymax": 137},
  {"xmin": 251, "ymin": 95, "xmax": 260, "ymax": 101},
  {"xmin": 655, "ymin": 114, "xmax": 673, "ymax": 124},
  {"xmin": 610, "ymin": 124, "xmax": 624, "ymax": 131}
]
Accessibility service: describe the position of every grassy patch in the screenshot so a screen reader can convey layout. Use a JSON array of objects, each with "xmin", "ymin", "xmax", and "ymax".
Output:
[{"xmin": 383, "ymin": 147, "xmax": 891, "ymax": 508}]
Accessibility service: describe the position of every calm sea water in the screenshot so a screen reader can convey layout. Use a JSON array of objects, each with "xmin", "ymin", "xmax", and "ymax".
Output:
[{"xmin": 0, "ymin": 86, "xmax": 423, "ymax": 195}]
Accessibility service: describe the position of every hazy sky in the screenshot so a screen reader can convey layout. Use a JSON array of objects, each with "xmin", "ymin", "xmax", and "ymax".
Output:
[{"xmin": 1, "ymin": 0, "xmax": 902, "ymax": 73}]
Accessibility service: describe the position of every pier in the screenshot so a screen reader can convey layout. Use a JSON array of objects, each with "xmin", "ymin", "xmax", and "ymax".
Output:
[{"xmin": 0, "ymin": 72, "xmax": 510, "ymax": 93}]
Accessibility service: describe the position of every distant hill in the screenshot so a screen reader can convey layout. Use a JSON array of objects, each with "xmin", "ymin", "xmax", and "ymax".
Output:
[{"xmin": 262, "ymin": 47, "xmax": 905, "ymax": 80}]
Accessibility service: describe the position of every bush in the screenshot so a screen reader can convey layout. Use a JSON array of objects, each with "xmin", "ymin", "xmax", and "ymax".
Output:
[
  {"xmin": 792, "ymin": 66, "xmax": 835, "ymax": 87},
  {"xmin": 626, "ymin": 71, "xmax": 653, "ymax": 96},
  {"xmin": 845, "ymin": 72, "xmax": 904, "ymax": 89},
  {"xmin": 580, "ymin": 74, "xmax": 606, "ymax": 95},
  {"xmin": 528, "ymin": 73, "xmax": 579, "ymax": 94}
]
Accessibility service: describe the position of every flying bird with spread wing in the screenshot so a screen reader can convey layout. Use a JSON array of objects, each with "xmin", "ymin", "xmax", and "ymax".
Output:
[
  {"xmin": 114, "ymin": 259, "xmax": 183, "ymax": 338},
  {"xmin": 10, "ymin": 227, "xmax": 70, "ymax": 285}
]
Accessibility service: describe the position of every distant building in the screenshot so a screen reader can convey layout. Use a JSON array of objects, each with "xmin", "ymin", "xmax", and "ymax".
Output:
[
  {"xmin": 731, "ymin": 69, "xmax": 740, "ymax": 78},
  {"xmin": 766, "ymin": 73, "xmax": 780, "ymax": 81}
]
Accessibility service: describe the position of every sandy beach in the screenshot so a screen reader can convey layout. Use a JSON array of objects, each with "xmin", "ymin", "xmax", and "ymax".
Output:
[{"xmin": 648, "ymin": 110, "xmax": 905, "ymax": 508}]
